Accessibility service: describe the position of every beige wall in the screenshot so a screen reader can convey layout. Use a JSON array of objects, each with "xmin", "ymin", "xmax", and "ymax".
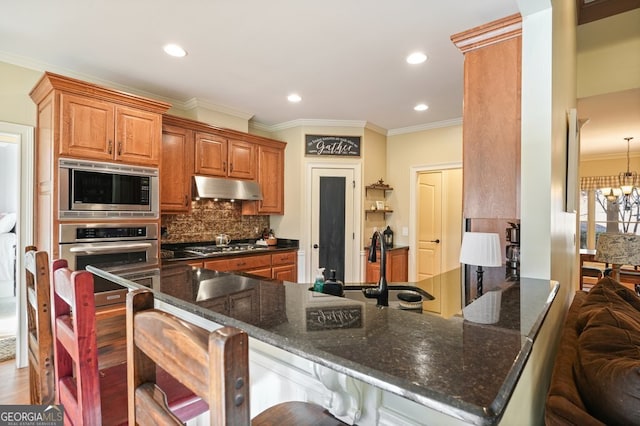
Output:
[
  {"xmin": 502, "ymin": 1, "xmax": 578, "ymax": 424},
  {"xmin": 387, "ymin": 125, "xmax": 462, "ymax": 247},
  {"xmin": 0, "ymin": 62, "xmax": 40, "ymax": 127},
  {"xmin": 581, "ymin": 155, "xmax": 640, "ymax": 177},
  {"xmin": 577, "ymin": 8, "xmax": 640, "ymax": 98}
]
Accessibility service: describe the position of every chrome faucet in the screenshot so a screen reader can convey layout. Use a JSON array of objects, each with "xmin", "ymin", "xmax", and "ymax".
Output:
[{"xmin": 363, "ymin": 230, "xmax": 389, "ymax": 307}]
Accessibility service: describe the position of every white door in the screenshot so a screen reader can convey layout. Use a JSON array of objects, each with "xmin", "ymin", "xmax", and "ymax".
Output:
[
  {"xmin": 417, "ymin": 172, "xmax": 443, "ymax": 313},
  {"xmin": 310, "ymin": 168, "xmax": 356, "ymax": 283}
]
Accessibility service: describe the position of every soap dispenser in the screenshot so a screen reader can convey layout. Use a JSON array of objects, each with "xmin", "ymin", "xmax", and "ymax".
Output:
[
  {"xmin": 313, "ymin": 268, "xmax": 326, "ymax": 292},
  {"xmin": 323, "ymin": 269, "xmax": 344, "ymax": 297}
]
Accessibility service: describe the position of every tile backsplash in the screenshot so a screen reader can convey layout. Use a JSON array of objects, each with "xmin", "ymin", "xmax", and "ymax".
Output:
[{"xmin": 161, "ymin": 200, "xmax": 269, "ymax": 244}]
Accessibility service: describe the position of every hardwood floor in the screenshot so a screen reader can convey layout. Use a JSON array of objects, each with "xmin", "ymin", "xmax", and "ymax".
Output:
[{"xmin": 0, "ymin": 359, "xmax": 29, "ymax": 404}]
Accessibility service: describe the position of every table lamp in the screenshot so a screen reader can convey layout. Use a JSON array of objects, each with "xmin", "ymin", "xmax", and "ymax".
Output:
[
  {"xmin": 459, "ymin": 232, "xmax": 502, "ymax": 297},
  {"xmin": 594, "ymin": 232, "xmax": 640, "ymax": 282}
]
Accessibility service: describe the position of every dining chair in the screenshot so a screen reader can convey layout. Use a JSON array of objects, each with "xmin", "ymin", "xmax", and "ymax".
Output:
[
  {"xmin": 127, "ymin": 288, "xmax": 345, "ymax": 425},
  {"xmin": 24, "ymin": 246, "xmax": 55, "ymax": 405}
]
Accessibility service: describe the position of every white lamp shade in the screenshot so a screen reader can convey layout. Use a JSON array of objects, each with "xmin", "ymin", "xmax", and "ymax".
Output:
[{"xmin": 459, "ymin": 232, "xmax": 502, "ymax": 267}]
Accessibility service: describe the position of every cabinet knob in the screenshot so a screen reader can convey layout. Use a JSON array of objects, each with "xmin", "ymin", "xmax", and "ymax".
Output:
[
  {"xmin": 223, "ymin": 161, "xmax": 227, "ymax": 172},
  {"xmin": 429, "ymin": 239, "xmax": 441, "ymax": 244},
  {"xmin": 230, "ymin": 162, "xmax": 234, "ymax": 172},
  {"xmin": 313, "ymin": 244, "xmax": 319, "ymax": 249},
  {"xmin": 117, "ymin": 141, "xmax": 122, "ymax": 156},
  {"xmin": 108, "ymin": 140, "xmax": 113, "ymax": 154}
]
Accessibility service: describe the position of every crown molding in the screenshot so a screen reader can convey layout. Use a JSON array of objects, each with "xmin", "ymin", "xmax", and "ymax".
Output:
[
  {"xmin": 387, "ymin": 118, "xmax": 463, "ymax": 136},
  {"xmin": 451, "ymin": 13, "xmax": 522, "ymax": 53},
  {"xmin": 181, "ymin": 97, "xmax": 254, "ymax": 121},
  {"xmin": 252, "ymin": 118, "xmax": 387, "ymax": 135}
]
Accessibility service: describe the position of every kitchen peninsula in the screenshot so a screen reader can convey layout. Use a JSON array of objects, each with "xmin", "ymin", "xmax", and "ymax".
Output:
[{"xmin": 88, "ymin": 264, "xmax": 558, "ymax": 425}]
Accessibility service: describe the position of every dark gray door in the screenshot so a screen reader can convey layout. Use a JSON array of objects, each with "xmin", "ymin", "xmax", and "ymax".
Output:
[{"xmin": 319, "ymin": 176, "xmax": 346, "ymax": 282}]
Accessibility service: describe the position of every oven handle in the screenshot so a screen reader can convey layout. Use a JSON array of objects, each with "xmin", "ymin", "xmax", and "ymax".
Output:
[{"xmin": 68, "ymin": 242, "xmax": 153, "ymax": 254}]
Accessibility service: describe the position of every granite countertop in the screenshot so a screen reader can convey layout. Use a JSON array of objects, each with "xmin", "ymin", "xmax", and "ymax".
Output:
[{"xmin": 87, "ymin": 264, "xmax": 558, "ymax": 425}]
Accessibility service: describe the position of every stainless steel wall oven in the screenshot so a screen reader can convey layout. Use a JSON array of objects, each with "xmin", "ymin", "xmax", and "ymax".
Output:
[{"xmin": 59, "ymin": 222, "xmax": 159, "ymax": 306}]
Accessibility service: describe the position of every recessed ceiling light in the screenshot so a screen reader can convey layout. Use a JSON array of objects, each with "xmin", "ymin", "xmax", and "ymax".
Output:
[
  {"xmin": 406, "ymin": 52, "xmax": 427, "ymax": 65},
  {"xmin": 414, "ymin": 103, "xmax": 429, "ymax": 111},
  {"xmin": 287, "ymin": 93, "xmax": 302, "ymax": 103},
  {"xmin": 163, "ymin": 43, "xmax": 187, "ymax": 57}
]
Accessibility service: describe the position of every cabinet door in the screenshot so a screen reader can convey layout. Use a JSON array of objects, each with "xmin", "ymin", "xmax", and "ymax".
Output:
[
  {"xmin": 389, "ymin": 250, "xmax": 408, "ymax": 282},
  {"xmin": 60, "ymin": 93, "xmax": 114, "ymax": 160},
  {"xmin": 161, "ymin": 124, "xmax": 194, "ymax": 212},
  {"xmin": 198, "ymin": 296, "xmax": 228, "ymax": 315},
  {"xmin": 257, "ymin": 145, "xmax": 284, "ymax": 214},
  {"xmin": 115, "ymin": 106, "xmax": 162, "ymax": 166},
  {"xmin": 228, "ymin": 139, "xmax": 256, "ymax": 180},
  {"xmin": 195, "ymin": 132, "xmax": 227, "ymax": 176},
  {"xmin": 366, "ymin": 260, "xmax": 382, "ymax": 283},
  {"xmin": 229, "ymin": 289, "xmax": 258, "ymax": 323},
  {"xmin": 272, "ymin": 264, "xmax": 296, "ymax": 282}
]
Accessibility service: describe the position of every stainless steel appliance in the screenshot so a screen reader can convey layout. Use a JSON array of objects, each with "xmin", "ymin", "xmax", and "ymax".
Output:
[
  {"xmin": 58, "ymin": 158, "xmax": 159, "ymax": 219},
  {"xmin": 59, "ymin": 222, "xmax": 159, "ymax": 306},
  {"xmin": 182, "ymin": 243, "xmax": 268, "ymax": 257}
]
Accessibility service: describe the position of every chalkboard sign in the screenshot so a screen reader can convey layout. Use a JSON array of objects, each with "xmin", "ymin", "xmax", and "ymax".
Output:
[
  {"xmin": 305, "ymin": 305, "xmax": 363, "ymax": 331},
  {"xmin": 305, "ymin": 135, "xmax": 361, "ymax": 157}
]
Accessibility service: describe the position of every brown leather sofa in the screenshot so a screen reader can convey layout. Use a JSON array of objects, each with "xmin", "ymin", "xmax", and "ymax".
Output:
[{"xmin": 545, "ymin": 277, "xmax": 640, "ymax": 425}]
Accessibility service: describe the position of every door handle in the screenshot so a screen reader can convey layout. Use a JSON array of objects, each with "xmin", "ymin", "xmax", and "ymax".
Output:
[
  {"xmin": 313, "ymin": 244, "xmax": 319, "ymax": 249},
  {"xmin": 429, "ymin": 239, "xmax": 440, "ymax": 244}
]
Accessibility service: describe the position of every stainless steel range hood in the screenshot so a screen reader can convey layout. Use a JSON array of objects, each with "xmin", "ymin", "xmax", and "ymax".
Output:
[{"xmin": 193, "ymin": 175, "xmax": 263, "ymax": 201}]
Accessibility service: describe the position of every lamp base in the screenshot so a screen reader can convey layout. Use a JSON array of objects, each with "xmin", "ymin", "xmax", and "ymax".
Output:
[{"xmin": 476, "ymin": 266, "xmax": 484, "ymax": 297}]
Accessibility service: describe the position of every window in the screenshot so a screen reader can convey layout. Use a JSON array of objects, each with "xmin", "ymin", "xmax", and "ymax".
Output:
[{"xmin": 580, "ymin": 188, "xmax": 640, "ymax": 249}]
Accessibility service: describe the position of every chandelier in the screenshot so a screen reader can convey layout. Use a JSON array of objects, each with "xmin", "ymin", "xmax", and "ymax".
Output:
[{"xmin": 599, "ymin": 137, "xmax": 639, "ymax": 233}]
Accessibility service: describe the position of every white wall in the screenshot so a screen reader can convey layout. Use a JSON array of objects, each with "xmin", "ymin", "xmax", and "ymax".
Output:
[{"xmin": 0, "ymin": 142, "xmax": 19, "ymax": 213}]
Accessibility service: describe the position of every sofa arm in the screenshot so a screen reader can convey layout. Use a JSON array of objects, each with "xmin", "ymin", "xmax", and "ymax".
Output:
[{"xmin": 545, "ymin": 291, "xmax": 605, "ymax": 426}]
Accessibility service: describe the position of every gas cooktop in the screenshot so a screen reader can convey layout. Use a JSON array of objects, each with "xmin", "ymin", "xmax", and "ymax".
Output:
[{"xmin": 183, "ymin": 243, "xmax": 268, "ymax": 256}]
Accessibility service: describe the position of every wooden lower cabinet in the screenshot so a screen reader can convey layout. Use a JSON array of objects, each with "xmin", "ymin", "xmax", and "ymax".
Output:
[
  {"xmin": 271, "ymin": 251, "xmax": 297, "ymax": 282},
  {"xmin": 201, "ymin": 250, "xmax": 298, "ymax": 282},
  {"xmin": 198, "ymin": 288, "xmax": 259, "ymax": 324},
  {"xmin": 365, "ymin": 247, "xmax": 409, "ymax": 283}
]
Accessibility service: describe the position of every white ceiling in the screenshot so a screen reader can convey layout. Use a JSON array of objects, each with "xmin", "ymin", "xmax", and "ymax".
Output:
[
  {"xmin": 0, "ymin": 0, "xmax": 519, "ymax": 132},
  {"xmin": 0, "ymin": 1, "xmax": 636, "ymax": 154},
  {"xmin": 578, "ymin": 88, "xmax": 640, "ymax": 159}
]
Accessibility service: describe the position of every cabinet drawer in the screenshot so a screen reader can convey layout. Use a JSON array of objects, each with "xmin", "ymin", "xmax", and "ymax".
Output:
[
  {"xmin": 204, "ymin": 258, "xmax": 229, "ymax": 271},
  {"xmin": 227, "ymin": 254, "xmax": 271, "ymax": 271},
  {"xmin": 271, "ymin": 251, "xmax": 296, "ymax": 266}
]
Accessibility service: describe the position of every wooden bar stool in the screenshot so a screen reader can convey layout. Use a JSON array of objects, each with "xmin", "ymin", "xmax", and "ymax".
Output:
[
  {"xmin": 24, "ymin": 246, "xmax": 55, "ymax": 405},
  {"xmin": 127, "ymin": 288, "xmax": 346, "ymax": 425},
  {"xmin": 51, "ymin": 259, "xmax": 128, "ymax": 425},
  {"xmin": 51, "ymin": 260, "xmax": 207, "ymax": 425}
]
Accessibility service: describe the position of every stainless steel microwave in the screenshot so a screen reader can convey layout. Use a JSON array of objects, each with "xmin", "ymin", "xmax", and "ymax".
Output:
[{"xmin": 58, "ymin": 158, "xmax": 159, "ymax": 219}]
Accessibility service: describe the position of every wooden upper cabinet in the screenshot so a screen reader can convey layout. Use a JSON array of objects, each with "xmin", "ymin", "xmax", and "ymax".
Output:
[
  {"xmin": 41, "ymin": 72, "xmax": 169, "ymax": 167},
  {"xmin": 451, "ymin": 14, "xmax": 522, "ymax": 220},
  {"xmin": 61, "ymin": 93, "xmax": 114, "ymax": 161},
  {"xmin": 228, "ymin": 139, "xmax": 256, "ymax": 180},
  {"xmin": 195, "ymin": 132, "xmax": 255, "ymax": 180},
  {"xmin": 115, "ymin": 105, "xmax": 162, "ymax": 166},
  {"xmin": 161, "ymin": 123, "xmax": 194, "ymax": 212},
  {"xmin": 257, "ymin": 145, "xmax": 284, "ymax": 214},
  {"xmin": 195, "ymin": 131, "xmax": 227, "ymax": 176},
  {"xmin": 60, "ymin": 93, "xmax": 162, "ymax": 166}
]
